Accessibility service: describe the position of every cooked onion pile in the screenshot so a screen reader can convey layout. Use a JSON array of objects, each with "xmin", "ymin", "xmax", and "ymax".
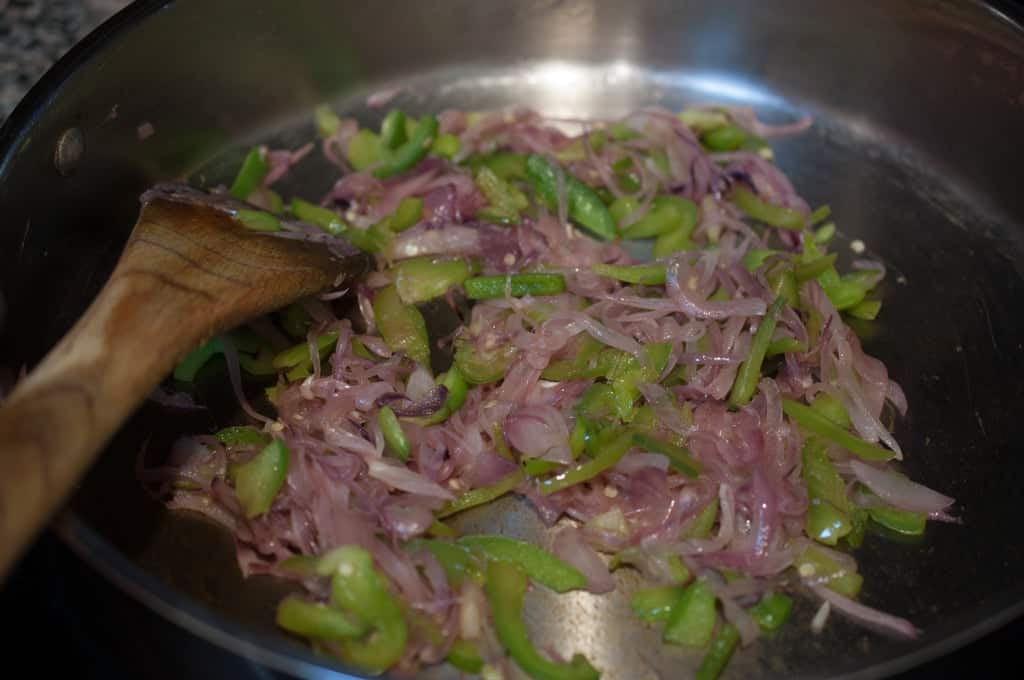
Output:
[{"xmin": 142, "ymin": 102, "xmax": 955, "ymax": 679}]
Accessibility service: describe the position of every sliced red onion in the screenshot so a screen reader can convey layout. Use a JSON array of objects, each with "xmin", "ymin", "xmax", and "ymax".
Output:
[
  {"xmin": 886, "ymin": 380, "xmax": 908, "ymax": 416},
  {"xmin": 849, "ymin": 460, "xmax": 954, "ymax": 514},
  {"xmin": 664, "ymin": 260, "xmax": 767, "ymax": 320},
  {"xmin": 376, "ymin": 386, "xmax": 448, "ymax": 417},
  {"xmin": 366, "ymin": 459, "xmax": 454, "ymax": 500},
  {"xmin": 810, "ymin": 601, "xmax": 831, "ymax": 634},
  {"xmin": 390, "ymin": 225, "xmax": 481, "ymax": 259},
  {"xmin": 718, "ymin": 105, "xmax": 813, "ymax": 139},
  {"xmin": 552, "ymin": 526, "xmax": 614, "ymax": 594},
  {"xmin": 614, "ymin": 452, "xmax": 670, "ymax": 475},
  {"xmin": 718, "ymin": 591, "xmax": 761, "ymax": 646},
  {"xmin": 367, "ymin": 87, "xmax": 401, "ymax": 108},
  {"xmin": 808, "ymin": 584, "xmax": 919, "ymax": 639},
  {"xmin": 505, "ymin": 406, "xmax": 572, "ymax": 463}
]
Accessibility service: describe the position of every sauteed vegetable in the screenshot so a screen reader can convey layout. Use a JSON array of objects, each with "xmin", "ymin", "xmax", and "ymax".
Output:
[{"xmin": 142, "ymin": 102, "xmax": 954, "ymax": 678}]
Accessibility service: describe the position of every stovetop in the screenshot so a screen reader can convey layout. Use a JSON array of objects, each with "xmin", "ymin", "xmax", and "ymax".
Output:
[{"xmin": 1, "ymin": 530, "xmax": 1019, "ymax": 679}]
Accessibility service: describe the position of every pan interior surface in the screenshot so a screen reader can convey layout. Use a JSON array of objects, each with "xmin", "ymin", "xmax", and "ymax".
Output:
[
  {"xmin": 67, "ymin": 61, "xmax": 1024, "ymax": 680},
  {"xmin": 0, "ymin": 1, "xmax": 1021, "ymax": 679}
]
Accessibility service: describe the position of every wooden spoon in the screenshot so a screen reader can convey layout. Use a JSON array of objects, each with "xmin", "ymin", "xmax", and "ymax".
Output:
[{"xmin": 0, "ymin": 193, "xmax": 368, "ymax": 579}]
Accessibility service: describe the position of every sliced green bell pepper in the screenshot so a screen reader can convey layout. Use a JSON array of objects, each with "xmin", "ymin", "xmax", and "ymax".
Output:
[
  {"xmin": 485, "ymin": 560, "xmax": 600, "ymax": 680},
  {"xmin": 234, "ymin": 439, "xmax": 289, "ymax": 518},
  {"xmin": 459, "ymin": 535, "xmax": 586, "ymax": 593},
  {"xmin": 373, "ymin": 285, "xmax": 431, "ymax": 367}
]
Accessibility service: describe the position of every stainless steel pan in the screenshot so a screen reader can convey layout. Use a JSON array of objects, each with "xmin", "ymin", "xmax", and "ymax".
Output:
[{"xmin": 2, "ymin": 1, "xmax": 1024, "ymax": 677}]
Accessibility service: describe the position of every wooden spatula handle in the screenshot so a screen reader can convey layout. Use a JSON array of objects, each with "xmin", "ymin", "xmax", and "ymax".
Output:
[{"xmin": 0, "ymin": 198, "xmax": 357, "ymax": 579}]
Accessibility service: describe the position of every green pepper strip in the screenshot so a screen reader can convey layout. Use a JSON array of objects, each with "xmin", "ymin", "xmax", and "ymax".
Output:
[
  {"xmin": 428, "ymin": 519, "xmax": 457, "ymax": 538},
  {"xmin": 278, "ymin": 303, "xmax": 310, "ymax": 338},
  {"xmin": 748, "ymin": 592, "xmax": 793, "ymax": 633},
  {"xmin": 807, "ymin": 500, "xmax": 853, "ymax": 546},
  {"xmin": 272, "ymin": 331, "xmax": 340, "ymax": 370},
  {"xmin": 373, "ymin": 285, "xmax": 432, "ymax": 367},
  {"xmin": 448, "ymin": 638, "xmax": 485, "ymax": 673},
  {"xmin": 695, "ymin": 624, "xmax": 740, "ymax": 680},
  {"xmin": 742, "ymin": 248, "xmax": 778, "ymax": 272},
  {"xmin": 346, "ymin": 129, "xmax": 384, "ymax": 171},
  {"xmin": 408, "ymin": 539, "xmax": 482, "ymax": 586},
  {"xmin": 609, "ymin": 196, "xmax": 638, "ymax": 223},
  {"xmin": 794, "ymin": 253, "xmax": 838, "ymax": 282},
  {"xmin": 460, "ymin": 535, "xmax": 586, "ymax": 593},
  {"xmin": 678, "ymin": 108, "xmax": 730, "ymax": 133},
  {"xmin": 454, "ymin": 341, "xmax": 516, "ymax": 384},
  {"xmin": 216, "ymin": 425, "xmax": 270, "ymax": 447},
  {"xmin": 345, "ymin": 220, "xmax": 394, "ymax": 254},
  {"xmin": 765, "ymin": 337, "xmax": 807, "ymax": 357},
  {"xmin": 541, "ymin": 336, "xmax": 604, "ymax": 381},
  {"xmin": 431, "ymin": 133, "xmax": 461, "ymax": 159},
  {"xmin": 379, "ymin": 406, "xmax": 410, "ymax": 461},
  {"xmin": 569, "ymin": 418, "xmax": 589, "ymax": 459},
  {"xmin": 276, "ymin": 596, "xmax": 367, "ymax": 640},
  {"xmin": 814, "ymin": 222, "xmax": 837, "ymax": 244},
  {"xmin": 234, "ymin": 439, "xmax": 289, "ymax": 518},
  {"xmin": 606, "ymin": 343, "xmax": 672, "ymax": 422},
  {"xmin": 731, "ymin": 186, "xmax": 806, "ymax": 231},
  {"xmin": 292, "ymin": 197, "xmax": 346, "ymax": 236},
  {"xmin": 233, "ymin": 209, "xmax": 281, "ymax": 232},
  {"xmin": 663, "ymin": 579, "xmax": 717, "ymax": 647},
  {"xmin": 467, "ymin": 151, "xmax": 528, "ymax": 180},
  {"xmin": 782, "ymin": 399, "xmax": 895, "ymax": 461},
  {"xmin": 485, "ymin": 561, "xmax": 600, "ymax": 680},
  {"xmin": 795, "ymin": 545, "xmax": 863, "ymax": 598},
  {"xmin": 389, "ymin": 196, "xmax": 424, "ymax": 232},
  {"xmin": 729, "ymin": 296, "xmax": 785, "ymax": 407},
  {"xmin": 619, "ymin": 196, "xmax": 698, "ymax": 240},
  {"xmin": 809, "ymin": 393, "xmax": 851, "ymax": 428},
  {"xmin": 767, "ymin": 264, "xmax": 798, "ymax": 308},
  {"xmin": 380, "ymin": 109, "xmax": 407, "ymax": 149},
  {"xmin": 631, "ymin": 585, "xmax": 685, "ymax": 623},
  {"xmin": 437, "ymin": 470, "xmax": 525, "ymax": 519},
  {"xmin": 463, "ymin": 273, "xmax": 566, "ymax": 300},
  {"xmin": 417, "ymin": 367, "xmax": 470, "ymax": 425},
  {"xmin": 525, "ymin": 154, "xmax": 617, "ymax": 241},
  {"xmin": 847, "ymin": 299, "xmax": 882, "ymax": 320},
  {"xmin": 682, "ymin": 497, "xmax": 719, "ymax": 539},
  {"xmin": 538, "ymin": 430, "xmax": 633, "ymax": 496},
  {"xmin": 632, "ymin": 433, "xmax": 701, "ymax": 477},
  {"xmin": 476, "ymin": 166, "xmax": 529, "ymax": 223},
  {"xmin": 314, "ymin": 105, "xmax": 341, "ymax": 139},
  {"xmin": 522, "ymin": 458, "xmax": 561, "ymax": 476},
  {"xmin": 653, "ymin": 226, "xmax": 696, "ymax": 258},
  {"xmin": 701, "ymin": 123, "xmax": 749, "ymax": 151},
  {"xmin": 174, "ymin": 337, "xmax": 224, "ymax": 381},
  {"xmin": 592, "ymin": 263, "xmax": 667, "ymax": 285},
  {"xmin": 394, "ymin": 257, "xmax": 473, "ymax": 305},
  {"xmin": 868, "ymin": 506, "xmax": 927, "ymax": 535},
  {"xmin": 374, "ymin": 115, "xmax": 439, "ymax": 179},
  {"xmin": 229, "ymin": 147, "xmax": 268, "ymax": 200},
  {"xmin": 802, "ymin": 437, "xmax": 850, "ymax": 513},
  {"xmin": 324, "ymin": 546, "xmax": 408, "ymax": 674},
  {"xmin": 810, "ymin": 204, "xmax": 832, "ymax": 225}
]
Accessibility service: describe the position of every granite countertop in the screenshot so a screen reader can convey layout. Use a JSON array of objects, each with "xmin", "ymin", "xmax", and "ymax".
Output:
[{"xmin": 0, "ymin": 0, "xmax": 130, "ymax": 122}]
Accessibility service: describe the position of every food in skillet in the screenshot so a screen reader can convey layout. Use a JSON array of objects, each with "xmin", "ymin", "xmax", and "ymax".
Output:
[{"xmin": 141, "ymin": 102, "xmax": 956, "ymax": 678}]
